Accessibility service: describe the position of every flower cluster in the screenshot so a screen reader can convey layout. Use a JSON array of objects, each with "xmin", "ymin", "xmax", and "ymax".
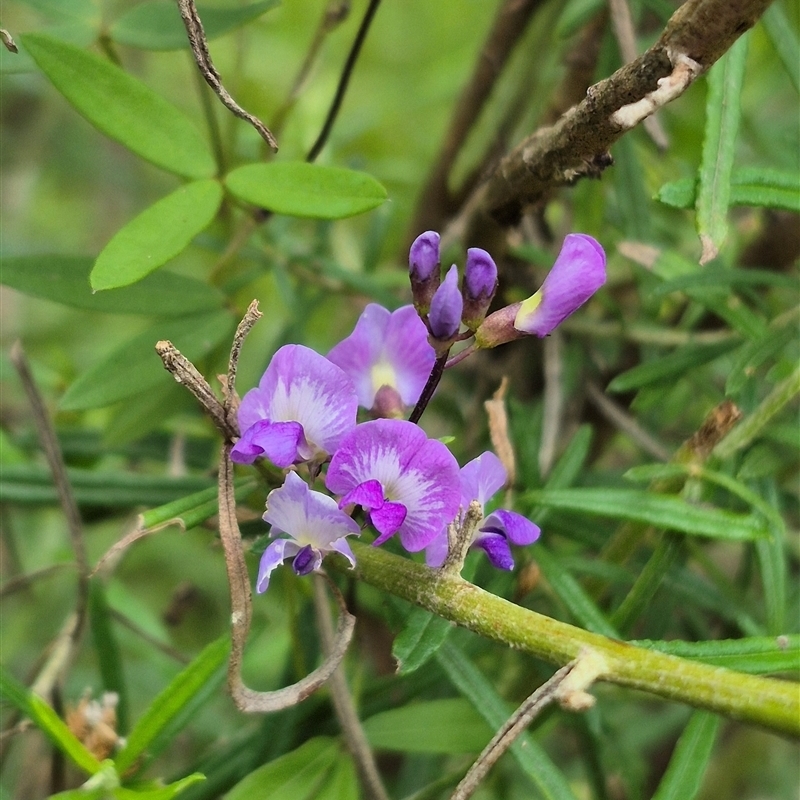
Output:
[{"xmin": 235, "ymin": 232, "xmax": 606, "ymax": 591}]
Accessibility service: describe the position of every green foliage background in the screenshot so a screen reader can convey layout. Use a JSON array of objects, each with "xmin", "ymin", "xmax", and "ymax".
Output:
[{"xmin": 1, "ymin": 0, "xmax": 798, "ymax": 798}]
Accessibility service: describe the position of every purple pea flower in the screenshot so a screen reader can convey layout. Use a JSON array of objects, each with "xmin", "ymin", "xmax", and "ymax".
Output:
[
  {"xmin": 425, "ymin": 451, "xmax": 540, "ymax": 570},
  {"xmin": 325, "ymin": 419, "xmax": 461, "ymax": 552},
  {"xmin": 428, "ymin": 265, "xmax": 463, "ymax": 341},
  {"xmin": 475, "ymin": 234, "xmax": 606, "ymax": 349},
  {"xmin": 231, "ymin": 344, "xmax": 358, "ymax": 467},
  {"xmin": 256, "ymin": 471, "xmax": 360, "ymax": 592},
  {"xmin": 462, "ymin": 247, "xmax": 498, "ymax": 330},
  {"xmin": 409, "ymin": 230, "xmax": 441, "ymax": 315},
  {"xmin": 327, "ymin": 304, "xmax": 435, "ymax": 417}
]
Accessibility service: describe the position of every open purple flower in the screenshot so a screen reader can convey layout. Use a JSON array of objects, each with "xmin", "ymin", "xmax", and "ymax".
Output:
[
  {"xmin": 231, "ymin": 344, "xmax": 358, "ymax": 467},
  {"xmin": 475, "ymin": 234, "xmax": 606, "ymax": 349},
  {"xmin": 327, "ymin": 304, "xmax": 435, "ymax": 416},
  {"xmin": 425, "ymin": 451, "xmax": 540, "ymax": 570},
  {"xmin": 256, "ymin": 471, "xmax": 360, "ymax": 592},
  {"xmin": 325, "ymin": 419, "xmax": 461, "ymax": 552}
]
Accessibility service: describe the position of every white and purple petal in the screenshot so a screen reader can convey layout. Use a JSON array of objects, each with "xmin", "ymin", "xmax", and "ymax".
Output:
[
  {"xmin": 231, "ymin": 420, "xmax": 307, "ymax": 467},
  {"xmin": 382, "ymin": 305, "xmax": 435, "ymax": 406},
  {"xmin": 256, "ymin": 538, "xmax": 300, "ymax": 593},
  {"xmin": 326, "ymin": 419, "xmax": 461, "ymax": 552},
  {"xmin": 459, "ymin": 451, "xmax": 507, "ymax": 508},
  {"xmin": 482, "ymin": 509, "xmax": 541, "ymax": 546}
]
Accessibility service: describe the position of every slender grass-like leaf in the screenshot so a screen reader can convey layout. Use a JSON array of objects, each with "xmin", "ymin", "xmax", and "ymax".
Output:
[
  {"xmin": 89, "ymin": 580, "xmax": 129, "ymax": 733},
  {"xmin": 393, "ymin": 607, "xmax": 454, "ymax": 675},
  {"xmin": 762, "ymin": 1, "xmax": 800, "ymax": 93},
  {"xmin": 0, "ymin": 255, "xmax": 224, "ymax": 315},
  {"xmin": 0, "ymin": 665, "xmax": 102, "ymax": 775},
  {"xmin": 523, "ymin": 489, "xmax": 768, "ymax": 541},
  {"xmin": 696, "ymin": 33, "xmax": 749, "ymax": 263},
  {"xmin": 755, "ymin": 482, "xmax": 787, "ymax": 635},
  {"xmin": 110, "ymin": 0, "xmax": 279, "ymax": 51},
  {"xmin": 650, "ymin": 268, "xmax": 798, "ymax": 298},
  {"xmin": 225, "ymin": 162, "xmax": 387, "ymax": 219},
  {"xmin": 114, "ymin": 635, "xmax": 229, "ymax": 774},
  {"xmin": 726, "ymin": 322, "xmax": 797, "ymax": 395},
  {"xmin": 223, "ymin": 737, "xmax": 338, "ymax": 800},
  {"xmin": 437, "ymin": 641, "xmax": 579, "ymax": 800},
  {"xmin": 363, "ymin": 699, "xmax": 492, "ymax": 753},
  {"xmin": 91, "ymin": 180, "xmax": 224, "ymax": 290},
  {"xmin": 606, "ymin": 339, "xmax": 740, "ymax": 393},
  {"xmin": 651, "ymin": 711, "xmax": 721, "ymax": 800},
  {"xmin": 21, "ymin": 33, "xmax": 215, "ymax": 179},
  {"xmin": 0, "ymin": 464, "xmax": 213, "ymax": 507},
  {"xmin": 52, "ymin": 773, "xmax": 206, "ymax": 800},
  {"xmin": 631, "ymin": 635, "xmax": 800, "ymax": 674},
  {"xmin": 60, "ymin": 309, "xmax": 234, "ymax": 410}
]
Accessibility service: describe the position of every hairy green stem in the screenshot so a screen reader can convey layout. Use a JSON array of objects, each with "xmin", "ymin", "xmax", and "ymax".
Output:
[{"xmin": 338, "ymin": 542, "xmax": 799, "ymax": 736}]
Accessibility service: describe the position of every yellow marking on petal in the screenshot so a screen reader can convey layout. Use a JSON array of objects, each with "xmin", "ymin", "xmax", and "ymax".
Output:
[
  {"xmin": 371, "ymin": 359, "xmax": 397, "ymax": 395},
  {"xmin": 514, "ymin": 290, "xmax": 543, "ymax": 329}
]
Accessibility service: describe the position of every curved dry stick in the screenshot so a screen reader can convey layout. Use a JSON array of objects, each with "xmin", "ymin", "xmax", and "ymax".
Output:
[
  {"xmin": 177, "ymin": 0, "xmax": 278, "ymax": 151},
  {"xmin": 482, "ymin": 0, "xmax": 772, "ymax": 225},
  {"xmin": 218, "ymin": 444, "xmax": 356, "ymax": 712}
]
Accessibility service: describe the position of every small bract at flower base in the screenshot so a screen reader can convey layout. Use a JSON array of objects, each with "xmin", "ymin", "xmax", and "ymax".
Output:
[
  {"xmin": 256, "ymin": 471, "xmax": 361, "ymax": 593},
  {"xmin": 231, "ymin": 344, "xmax": 358, "ymax": 468},
  {"xmin": 326, "ymin": 418, "xmax": 461, "ymax": 552}
]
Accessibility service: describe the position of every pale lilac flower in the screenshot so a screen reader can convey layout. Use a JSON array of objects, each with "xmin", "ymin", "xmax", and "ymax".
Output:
[
  {"xmin": 409, "ymin": 230, "xmax": 441, "ymax": 314},
  {"xmin": 256, "ymin": 471, "xmax": 360, "ymax": 592},
  {"xmin": 325, "ymin": 419, "xmax": 461, "ymax": 552},
  {"xmin": 428, "ymin": 265, "xmax": 463, "ymax": 340},
  {"xmin": 462, "ymin": 247, "xmax": 498, "ymax": 330},
  {"xmin": 327, "ymin": 304, "xmax": 435, "ymax": 415},
  {"xmin": 425, "ymin": 451, "xmax": 540, "ymax": 570},
  {"xmin": 475, "ymin": 234, "xmax": 606, "ymax": 349},
  {"xmin": 231, "ymin": 344, "xmax": 358, "ymax": 467}
]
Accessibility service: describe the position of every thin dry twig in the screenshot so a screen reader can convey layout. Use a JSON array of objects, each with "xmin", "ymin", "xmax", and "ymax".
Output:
[
  {"xmin": 176, "ymin": 0, "xmax": 278, "ymax": 150},
  {"xmin": 224, "ymin": 300, "xmax": 262, "ymax": 424},
  {"xmin": 109, "ymin": 609, "xmax": 190, "ymax": 664},
  {"xmin": 313, "ymin": 575, "xmax": 389, "ymax": 800},
  {"xmin": 0, "ymin": 563, "xmax": 73, "ymax": 598},
  {"xmin": 218, "ymin": 444, "xmax": 356, "ymax": 712},
  {"xmin": 0, "ymin": 28, "xmax": 18, "ymax": 53},
  {"xmin": 484, "ymin": 377, "xmax": 516, "ymax": 487},
  {"xmin": 10, "ymin": 342, "xmax": 89, "ymax": 646}
]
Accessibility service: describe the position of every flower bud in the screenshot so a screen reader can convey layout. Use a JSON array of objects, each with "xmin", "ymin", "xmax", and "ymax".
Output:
[
  {"xmin": 474, "ymin": 302, "xmax": 525, "ymax": 349},
  {"xmin": 461, "ymin": 247, "xmax": 498, "ymax": 330},
  {"xmin": 514, "ymin": 234, "xmax": 606, "ymax": 337},
  {"xmin": 428, "ymin": 265, "xmax": 463, "ymax": 341},
  {"xmin": 409, "ymin": 230, "xmax": 441, "ymax": 315}
]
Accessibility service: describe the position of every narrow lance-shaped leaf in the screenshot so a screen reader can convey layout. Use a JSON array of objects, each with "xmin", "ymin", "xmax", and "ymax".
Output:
[
  {"xmin": 91, "ymin": 180, "xmax": 223, "ymax": 291},
  {"xmin": 696, "ymin": 33, "xmax": 749, "ymax": 264},
  {"xmin": 21, "ymin": 33, "xmax": 216, "ymax": 179},
  {"xmin": 761, "ymin": 2, "xmax": 800, "ymax": 94},
  {"xmin": 225, "ymin": 162, "xmax": 388, "ymax": 220}
]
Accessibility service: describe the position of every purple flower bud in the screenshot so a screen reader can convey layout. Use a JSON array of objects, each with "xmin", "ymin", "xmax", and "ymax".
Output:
[
  {"xmin": 428, "ymin": 265, "xmax": 463, "ymax": 341},
  {"xmin": 514, "ymin": 234, "xmax": 606, "ymax": 337},
  {"xmin": 292, "ymin": 544, "xmax": 320, "ymax": 576},
  {"xmin": 461, "ymin": 247, "xmax": 498, "ymax": 330},
  {"xmin": 409, "ymin": 231, "xmax": 441, "ymax": 314}
]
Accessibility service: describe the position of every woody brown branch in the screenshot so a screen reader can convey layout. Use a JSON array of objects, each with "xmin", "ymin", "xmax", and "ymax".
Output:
[{"xmin": 482, "ymin": 0, "xmax": 773, "ymax": 226}]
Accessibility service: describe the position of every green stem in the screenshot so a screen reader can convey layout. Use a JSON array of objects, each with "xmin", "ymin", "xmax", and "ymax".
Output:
[{"xmin": 340, "ymin": 542, "xmax": 799, "ymax": 736}]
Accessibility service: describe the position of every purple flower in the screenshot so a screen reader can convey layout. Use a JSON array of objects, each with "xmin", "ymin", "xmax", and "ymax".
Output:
[
  {"xmin": 514, "ymin": 234, "xmax": 606, "ymax": 337},
  {"xmin": 325, "ymin": 419, "xmax": 461, "ymax": 552},
  {"xmin": 462, "ymin": 247, "xmax": 498, "ymax": 330},
  {"xmin": 425, "ymin": 451, "xmax": 540, "ymax": 570},
  {"xmin": 428, "ymin": 265, "xmax": 463, "ymax": 340},
  {"xmin": 256, "ymin": 471, "xmax": 360, "ymax": 592},
  {"xmin": 231, "ymin": 345, "xmax": 358, "ymax": 467},
  {"xmin": 475, "ymin": 234, "xmax": 606, "ymax": 349},
  {"xmin": 327, "ymin": 304, "xmax": 435, "ymax": 416},
  {"xmin": 409, "ymin": 231, "xmax": 441, "ymax": 314}
]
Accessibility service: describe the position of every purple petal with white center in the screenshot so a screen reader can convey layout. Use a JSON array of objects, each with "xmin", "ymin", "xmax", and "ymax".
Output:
[
  {"xmin": 459, "ymin": 451, "xmax": 506, "ymax": 509},
  {"xmin": 409, "ymin": 231, "xmax": 440, "ymax": 281},
  {"xmin": 515, "ymin": 234, "xmax": 606, "ymax": 337},
  {"xmin": 327, "ymin": 305, "xmax": 434, "ymax": 410},
  {"xmin": 482, "ymin": 509, "xmax": 541, "ymax": 546},
  {"xmin": 237, "ymin": 345, "xmax": 357, "ymax": 465},
  {"xmin": 339, "ymin": 479, "xmax": 386, "ymax": 510},
  {"xmin": 326, "ymin": 419, "xmax": 461, "ymax": 552},
  {"xmin": 256, "ymin": 538, "xmax": 299, "ymax": 593},
  {"xmin": 231, "ymin": 420, "xmax": 306, "ymax": 467},
  {"xmin": 428, "ymin": 265, "xmax": 463, "ymax": 340},
  {"xmin": 473, "ymin": 532, "xmax": 515, "ymax": 570}
]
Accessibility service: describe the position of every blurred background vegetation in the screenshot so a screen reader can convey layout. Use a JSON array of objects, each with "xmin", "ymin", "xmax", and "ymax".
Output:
[{"xmin": 1, "ymin": 0, "xmax": 798, "ymax": 798}]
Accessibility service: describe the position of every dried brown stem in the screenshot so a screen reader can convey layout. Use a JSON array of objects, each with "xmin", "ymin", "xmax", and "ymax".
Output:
[
  {"xmin": 10, "ymin": 342, "xmax": 89, "ymax": 646},
  {"xmin": 1, "ymin": 28, "xmax": 18, "ymax": 53},
  {"xmin": 176, "ymin": 0, "xmax": 278, "ymax": 151},
  {"xmin": 0, "ymin": 563, "xmax": 72, "ymax": 598},
  {"xmin": 409, "ymin": 0, "xmax": 546, "ymax": 237},
  {"xmin": 482, "ymin": 0, "xmax": 772, "ymax": 225},
  {"xmin": 313, "ymin": 575, "xmax": 389, "ymax": 800},
  {"xmin": 224, "ymin": 300, "xmax": 263, "ymax": 424},
  {"xmin": 218, "ymin": 444, "xmax": 356, "ymax": 712}
]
